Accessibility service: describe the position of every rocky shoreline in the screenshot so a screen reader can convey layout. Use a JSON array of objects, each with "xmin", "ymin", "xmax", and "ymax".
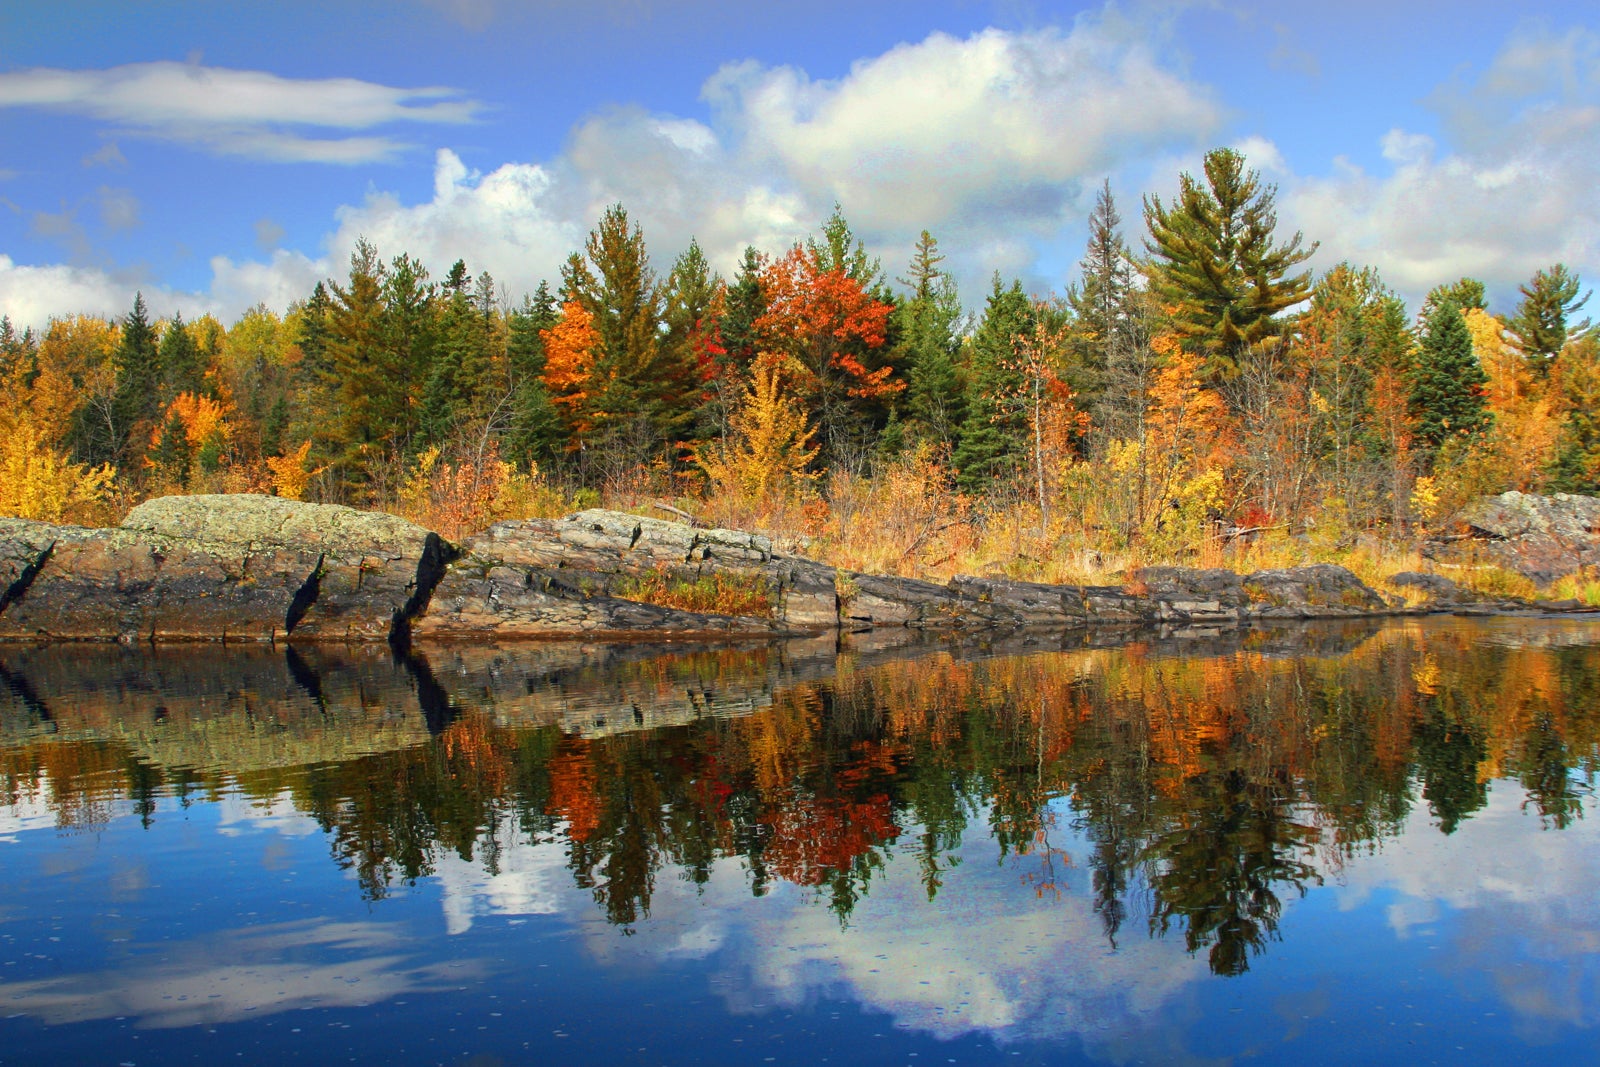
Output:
[{"xmin": 0, "ymin": 494, "xmax": 1594, "ymax": 646}]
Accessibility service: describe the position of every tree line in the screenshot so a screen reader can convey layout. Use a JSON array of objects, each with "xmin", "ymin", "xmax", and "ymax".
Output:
[{"xmin": 1, "ymin": 146, "xmax": 1593, "ymax": 564}]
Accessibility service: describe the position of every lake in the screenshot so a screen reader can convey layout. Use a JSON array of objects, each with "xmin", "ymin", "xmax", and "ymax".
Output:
[{"xmin": 1, "ymin": 617, "xmax": 1597, "ymax": 1065}]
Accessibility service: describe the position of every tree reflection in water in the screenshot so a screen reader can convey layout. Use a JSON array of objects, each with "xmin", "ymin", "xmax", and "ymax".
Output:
[{"xmin": 2, "ymin": 620, "xmax": 1597, "ymax": 975}]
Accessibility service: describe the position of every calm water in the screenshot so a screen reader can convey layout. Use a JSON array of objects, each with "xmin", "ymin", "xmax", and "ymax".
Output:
[{"xmin": 1, "ymin": 618, "xmax": 1597, "ymax": 1066}]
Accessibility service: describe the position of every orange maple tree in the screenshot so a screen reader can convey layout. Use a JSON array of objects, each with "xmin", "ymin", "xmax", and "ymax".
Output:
[{"xmin": 753, "ymin": 246, "xmax": 900, "ymax": 439}]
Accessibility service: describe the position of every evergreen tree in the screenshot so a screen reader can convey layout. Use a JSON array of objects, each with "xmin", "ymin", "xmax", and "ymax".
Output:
[
  {"xmin": 569, "ymin": 204, "xmax": 670, "ymax": 449},
  {"xmin": 1143, "ymin": 147, "xmax": 1316, "ymax": 380},
  {"xmin": 895, "ymin": 231, "xmax": 965, "ymax": 450},
  {"xmin": 1418, "ymin": 277, "xmax": 1487, "ymax": 325},
  {"xmin": 1509, "ymin": 264, "xmax": 1590, "ymax": 368},
  {"xmin": 808, "ymin": 203, "xmax": 882, "ymax": 289},
  {"xmin": 720, "ymin": 247, "xmax": 766, "ymax": 366},
  {"xmin": 952, "ymin": 277, "xmax": 1033, "ymax": 492},
  {"xmin": 1410, "ymin": 299, "xmax": 1489, "ymax": 452},
  {"xmin": 506, "ymin": 285, "xmax": 562, "ymax": 465},
  {"xmin": 159, "ymin": 312, "xmax": 204, "ymax": 399},
  {"xmin": 0, "ymin": 316, "xmax": 37, "ymax": 386},
  {"xmin": 1070, "ymin": 180, "xmax": 1137, "ymax": 421},
  {"xmin": 382, "ymin": 252, "xmax": 436, "ymax": 450},
  {"xmin": 663, "ymin": 239, "xmax": 726, "ymax": 443},
  {"xmin": 108, "ymin": 292, "xmax": 162, "ymax": 471},
  {"xmin": 324, "ymin": 240, "xmax": 393, "ymax": 481}
]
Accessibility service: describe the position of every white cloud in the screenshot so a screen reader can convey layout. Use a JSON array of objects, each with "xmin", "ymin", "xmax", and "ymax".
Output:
[
  {"xmin": 0, "ymin": 253, "xmax": 242, "ymax": 329},
  {"xmin": 32, "ymin": 16, "xmax": 1600, "ymax": 328},
  {"xmin": 0, "ymin": 61, "xmax": 482, "ymax": 164},
  {"xmin": 136, "ymin": 20, "xmax": 1214, "ymax": 319},
  {"xmin": 1284, "ymin": 25, "xmax": 1600, "ymax": 307}
]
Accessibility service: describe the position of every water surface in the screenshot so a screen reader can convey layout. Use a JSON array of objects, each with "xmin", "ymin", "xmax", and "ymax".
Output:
[{"xmin": 2, "ymin": 618, "xmax": 1597, "ymax": 1065}]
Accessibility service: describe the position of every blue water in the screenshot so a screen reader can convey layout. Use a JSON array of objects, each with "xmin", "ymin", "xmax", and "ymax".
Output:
[{"xmin": 2, "ymin": 619, "xmax": 1597, "ymax": 1065}]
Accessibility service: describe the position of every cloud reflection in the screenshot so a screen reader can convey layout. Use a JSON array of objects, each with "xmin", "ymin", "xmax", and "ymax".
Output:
[{"xmin": 0, "ymin": 920, "xmax": 483, "ymax": 1029}]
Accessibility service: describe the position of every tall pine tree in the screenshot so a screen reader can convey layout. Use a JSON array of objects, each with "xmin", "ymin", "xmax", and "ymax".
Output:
[
  {"xmin": 1410, "ymin": 298, "xmax": 1489, "ymax": 453},
  {"xmin": 1143, "ymin": 148, "xmax": 1316, "ymax": 380}
]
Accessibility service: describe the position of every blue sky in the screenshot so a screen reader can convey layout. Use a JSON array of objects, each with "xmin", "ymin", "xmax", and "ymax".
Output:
[{"xmin": 1, "ymin": 0, "xmax": 1597, "ymax": 328}]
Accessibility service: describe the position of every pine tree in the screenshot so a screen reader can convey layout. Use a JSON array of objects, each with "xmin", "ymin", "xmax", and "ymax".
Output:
[
  {"xmin": 896, "ymin": 231, "xmax": 965, "ymax": 450},
  {"xmin": 808, "ymin": 204, "xmax": 881, "ymax": 289},
  {"xmin": 324, "ymin": 240, "xmax": 392, "ymax": 480},
  {"xmin": 953, "ymin": 277, "xmax": 1033, "ymax": 492},
  {"xmin": 159, "ymin": 313, "xmax": 204, "ymax": 400},
  {"xmin": 108, "ymin": 292, "xmax": 162, "ymax": 471},
  {"xmin": 1418, "ymin": 278, "xmax": 1487, "ymax": 325},
  {"xmin": 1410, "ymin": 300, "xmax": 1489, "ymax": 452},
  {"xmin": 1509, "ymin": 264, "xmax": 1590, "ymax": 368},
  {"xmin": 1143, "ymin": 147, "xmax": 1316, "ymax": 380},
  {"xmin": 1070, "ymin": 180, "xmax": 1137, "ymax": 423},
  {"xmin": 506, "ymin": 285, "xmax": 562, "ymax": 465},
  {"xmin": 573, "ymin": 204, "xmax": 666, "ymax": 444},
  {"xmin": 382, "ymin": 252, "xmax": 436, "ymax": 450}
]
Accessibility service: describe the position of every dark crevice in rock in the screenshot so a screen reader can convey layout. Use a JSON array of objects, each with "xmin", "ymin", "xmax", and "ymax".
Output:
[
  {"xmin": 284, "ymin": 553, "xmax": 325, "ymax": 636},
  {"xmin": 393, "ymin": 533, "xmax": 459, "ymax": 650},
  {"xmin": 283, "ymin": 645, "xmax": 326, "ymax": 711},
  {"xmin": 399, "ymin": 649, "xmax": 456, "ymax": 734},
  {"xmin": 0, "ymin": 541, "xmax": 54, "ymax": 618},
  {"xmin": 0, "ymin": 661, "xmax": 51, "ymax": 722}
]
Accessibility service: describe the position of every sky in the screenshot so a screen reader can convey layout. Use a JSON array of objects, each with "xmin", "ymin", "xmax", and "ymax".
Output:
[{"xmin": 1, "ymin": 0, "xmax": 1597, "ymax": 330}]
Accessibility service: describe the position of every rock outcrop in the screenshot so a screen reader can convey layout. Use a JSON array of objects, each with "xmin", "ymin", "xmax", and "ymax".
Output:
[
  {"xmin": 3, "ymin": 496, "xmax": 1587, "ymax": 645},
  {"xmin": 0, "ymin": 495, "xmax": 449, "ymax": 643},
  {"xmin": 1425, "ymin": 491, "xmax": 1600, "ymax": 584},
  {"xmin": 413, "ymin": 509, "xmax": 835, "ymax": 638}
]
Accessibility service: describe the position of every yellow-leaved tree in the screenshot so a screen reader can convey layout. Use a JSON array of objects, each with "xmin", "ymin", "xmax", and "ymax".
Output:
[
  {"xmin": 0, "ymin": 322, "xmax": 118, "ymax": 523},
  {"xmin": 0, "ymin": 412, "xmax": 116, "ymax": 523},
  {"xmin": 695, "ymin": 355, "xmax": 820, "ymax": 512},
  {"xmin": 1425, "ymin": 308, "xmax": 1565, "ymax": 519}
]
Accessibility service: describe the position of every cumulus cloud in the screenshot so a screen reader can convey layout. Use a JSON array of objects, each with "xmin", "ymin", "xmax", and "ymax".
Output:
[
  {"xmin": 24, "ymin": 17, "xmax": 1600, "ymax": 329},
  {"xmin": 1284, "ymin": 25, "xmax": 1600, "ymax": 306},
  {"xmin": 0, "ymin": 254, "xmax": 224, "ymax": 328},
  {"xmin": 0, "ymin": 61, "xmax": 482, "ymax": 164},
  {"xmin": 169, "ymin": 20, "xmax": 1215, "ymax": 320}
]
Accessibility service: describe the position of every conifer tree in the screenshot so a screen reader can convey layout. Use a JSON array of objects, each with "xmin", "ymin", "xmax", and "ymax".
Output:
[
  {"xmin": 506, "ymin": 285, "xmax": 562, "ymax": 465},
  {"xmin": 1418, "ymin": 278, "xmax": 1487, "ymax": 325},
  {"xmin": 573, "ymin": 204, "xmax": 667, "ymax": 444},
  {"xmin": 808, "ymin": 204, "xmax": 882, "ymax": 289},
  {"xmin": 159, "ymin": 313, "xmax": 204, "ymax": 399},
  {"xmin": 108, "ymin": 292, "xmax": 162, "ymax": 471},
  {"xmin": 1509, "ymin": 264, "xmax": 1590, "ymax": 368},
  {"xmin": 953, "ymin": 277, "xmax": 1033, "ymax": 492},
  {"xmin": 896, "ymin": 231, "xmax": 965, "ymax": 450},
  {"xmin": 324, "ymin": 240, "xmax": 392, "ymax": 480},
  {"xmin": 1070, "ymin": 181, "xmax": 1137, "ymax": 422},
  {"xmin": 1143, "ymin": 148, "xmax": 1316, "ymax": 379},
  {"xmin": 1410, "ymin": 299, "xmax": 1489, "ymax": 452}
]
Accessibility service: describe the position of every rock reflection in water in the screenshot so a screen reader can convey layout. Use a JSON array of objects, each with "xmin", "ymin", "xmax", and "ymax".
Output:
[{"xmin": 1, "ymin": 617, "xmax": 1597, "ymax": 979}]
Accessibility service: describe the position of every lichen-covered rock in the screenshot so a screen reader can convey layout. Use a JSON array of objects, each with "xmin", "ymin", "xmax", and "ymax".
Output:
[
  {"xmin": 0, "ymin": 519, "xmax": 311, "ymax": 642},
  {"xmin": 0, "ymin": 496, "xmax": 450, "ymax": 643},
  {"xmin": 1425, "ymin": 491, "xmax": 1600, "ymax": 584},
  {"xmin": 1243, "ymin": 564, "xmax": 1388, "ymax": 617},
  {"xmin": 412, "ymin": 564, "xmax": 780, "ymax": 638},
  {"xmin": 841, "ymin": 573, "xmax": 963, "ymax": 627},
  {"xmin": 415, "ymin": 510, "xmax": 835, "ymax": 636},
  {"xmin": 122, "ymin": 494, "xmax": 452, "ymax": 640}
]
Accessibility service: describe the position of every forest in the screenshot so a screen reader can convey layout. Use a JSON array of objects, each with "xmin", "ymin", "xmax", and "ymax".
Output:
[{"xmin": 2, "ymin": 147, "xmax": 1594, "ymax": 588}]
